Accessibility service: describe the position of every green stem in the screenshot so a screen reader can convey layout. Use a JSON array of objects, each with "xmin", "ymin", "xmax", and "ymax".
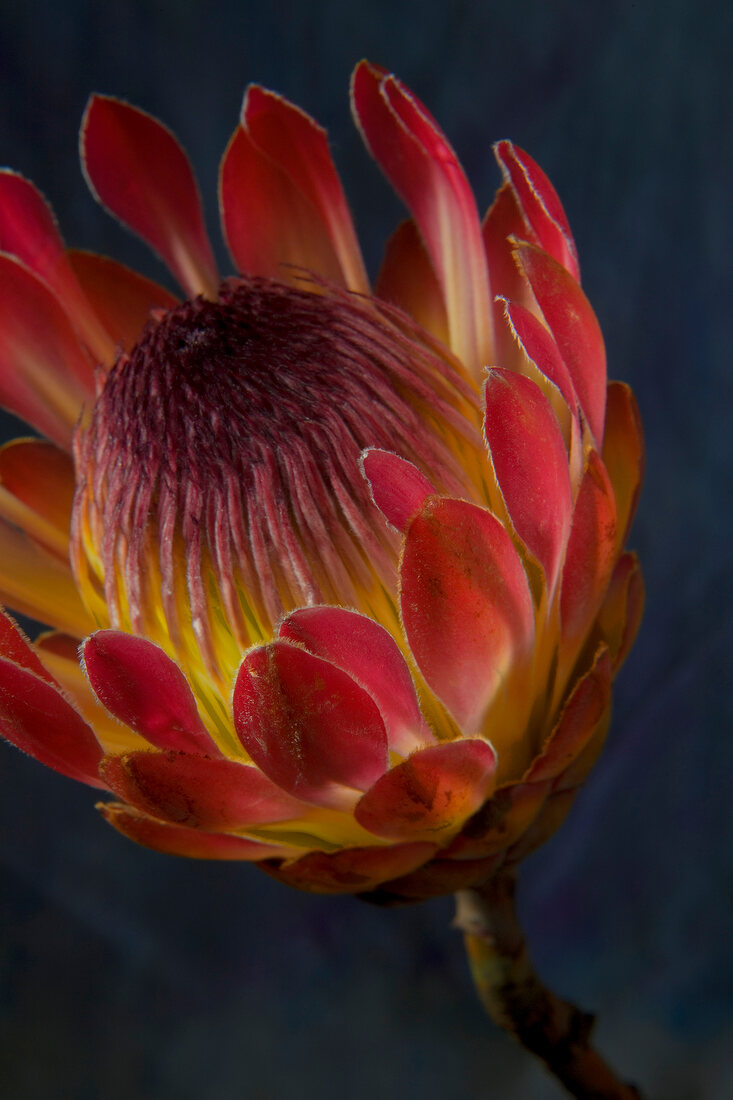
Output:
[{"xmin": 454, "ymin": 872, "xmax": 643, "ymax": 1100}]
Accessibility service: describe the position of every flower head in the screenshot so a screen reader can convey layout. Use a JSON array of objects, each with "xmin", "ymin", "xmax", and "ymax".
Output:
[{"xmin": 0, "ymin": 62, "xmax": 643, "ymax": 900}]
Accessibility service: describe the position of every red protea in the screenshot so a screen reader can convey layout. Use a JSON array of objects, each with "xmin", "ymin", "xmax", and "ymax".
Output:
[{"xmin": 0, "ymin": 60, "xmax": 643, "ymax": 902}]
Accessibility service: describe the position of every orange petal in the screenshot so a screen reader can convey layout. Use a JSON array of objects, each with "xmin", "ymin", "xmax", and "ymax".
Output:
[
  {"xmin": 525, "ymin": 646, "xmax": 611, "ymax": 783},
  {"xmin": 444, "ymin": 779, "xmax": 551, "ymax": 859},
  {"xmin": 375, "ymin": 219, "xmax": 448, "ymax": 346},
  {"xmin": 261, "ymin": 840, "xmax": 436, "ymax": 894},
  {"xmin": 505, "ymin": 788, "xmax": 576, "ymax": 863},
  {"xmin": 0, "ymin": 518, "xmax": 93, "ymax": 637},
  {"xmin": 242, "ymin": 86, "xmax": 368, "ymax": 291},
  {"xmin": 596, "ymin": 551, "xmax": 645, "ymax": 671},
  {"xmin": 98, "ymin": 802, "xmax": 298, "ymax": 861},
  {"xmin": 0, "ymin": 438, "xmax": 74, "ymax": 558},
  {"xmin": 560, "ymin": 450, "xmax": 617, "ymax": 647},
  {"xmin": 379, "ymin": 852, "xmax": 504, "ymax": 899},
  {"xmin": 355, "ymin": 739, "xmax": 497, "ymax": 841},
  {"xmin": 219, "ymin": 125, "xmax": 345, "ymax": 285},
  {"xmin": 67, "ymin": 249, "xmax": 178, "ymax": 355},
  {"xmin": 351, "ymin": 61, "xmax": 492, "ymax": 374},
  {"xmin": 0, "ymin": 171, "xmax": 114, "ymax": 365},
  {"xmin": 602, "ymin": 381, "xmax": 645, "ymax": 550},
  {"xmin": 0, "ymin": 254, "xmax": 94, "ymax": 445},
  {"xmin": 81, "ymin": 95, "xmax": 218, "ymax": 298}
]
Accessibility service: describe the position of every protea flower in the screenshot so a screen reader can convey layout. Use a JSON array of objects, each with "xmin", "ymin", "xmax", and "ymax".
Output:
[{"xmin": 0, "ymin": 60, "xmax": 643, "ymax": 905}]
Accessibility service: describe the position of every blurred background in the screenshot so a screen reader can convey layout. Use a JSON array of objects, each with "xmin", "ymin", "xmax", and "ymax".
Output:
[{"xmin": 0, "ymin": 1, "xmax": 730, "ymax": 1097}]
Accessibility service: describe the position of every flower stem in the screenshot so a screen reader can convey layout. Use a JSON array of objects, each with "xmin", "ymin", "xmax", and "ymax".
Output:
[{"xmin": 454, "ymin": 872, "xmax": 643, "ymax": 1099}]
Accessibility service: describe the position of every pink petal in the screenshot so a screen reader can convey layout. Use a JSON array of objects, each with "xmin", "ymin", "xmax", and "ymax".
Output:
[
  {"xmin": 351, "ymin": 61, "xmax": 492, "ymax": 373},
  {"xmin": 494, "ymin": 142, "xmax": 579, "ymax": 280},
  {"xmin": 220, "ymin": 124, "xmax": 347, "ymax": 284},
  {"xmin": 355, "ymin": 739, "xmax": 496, "ymax": 840},
  {"xmin": 484, "ymin": 368, "xmax": 572, "ymax": 593},
  {"xmin": 375, "ymin": 219, "xmax": 449, "ymax": 345},
  {"xmin": 400, "ymin": 497, "xmax": 535, "ymax": 732},
  {"xmin": 514, "ymin": 242, "xmax": 606, "ymax": 443},
  {"xmin": 241, "ymin": 86, "xmax": 368, "ymax": 292},
  {"xmin": 100, "ymin": 751, "xmax": 305, "ymax": 829},
  {"xmin": 67, "ymin": 249, "xmax": 178, "ymax": 354},
  {"xmin": 81, "ymin": 95, "xmax": 218, "ymax": 298},
  {"xmin": 361, "ymin": 448, "xmax": 435, "ymax": 532},
  {"xmin": 0, "ymin": 172, "xmax": 113, "ymax": 364},
  {"xmin": 261, "ymin": 840, "xmax": 436, "ymax": 894},
  {"xmin": 0, "ymin": 607, "xmax": 55, "ymax": 684},
  {"xmin": 233, "ymin": 641, "xmax": 388, "ymax": 808},
  {"xmin": 602, "ymin": 381, "xmax": 645, "ymax": 549},
  {"xmin": 0, "ymin": 254, "xmax": 94, "ymax": 445},
  {"xmin": 560, "ymin": 450, "xmax": 618, "ymax": 645},
  {"xmin": 278, "ymin": 606, "xmax": 433, "ymax": 756},
  {"xmin": 81, "ymin": 631, "xmax": 218, "ymax": 754},
  {"xmin": 0, "ymin": 656, "xmax": 103, "ymax": 785},
  {"xmin": 526, "ymin": 646, "xmax": 611, "ymax": 783},
  {"xmin": 98, "ymin": 802, "xmax": 297, "ymax": 861}
]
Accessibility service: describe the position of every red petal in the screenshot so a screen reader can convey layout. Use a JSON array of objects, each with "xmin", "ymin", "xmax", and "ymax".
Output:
[
  {"xmin": 375, "ymin": 219, "xmax": 449, "ymax": 345},
  {"xmin": 0, "ymin": 607, "xmax": 55, "ymax": 683},
  {"xmin": 514, "ymin": 242, "xmax": 606, "ymax": 443},
  {"xmin": 560, "ymin": 451, "xmax": 617, "ymax": 645},
  {"xmin": 351, "ymin": 61, "xmax": 491, "ymax": 373},
  {"xmin": 0, "ymin": 254, "xmax": 93, "ymax": 445},
  {"xmin": 0, "ymin": 438, "xmax": 74, "ymax": 558},
  {"xmin": 242, "ymin": 86, "xmax": 368, "ymax": 291},
  {"xmin": 602, "ymin": 381, "xmax": 645, "ymax": 549},
  {"xmin": 494, "ymin": 142, "xmax": 579, "ymax": 280},
  {"xmin": 501, "ymin": 299, "xmax": 578, "ymax": 417},
  {"xmin": 355, "ymin": 739, "xmax": 496, "ymax": 841},
  {"xmin": 361, "ymin": 448, "xmax": 435, "ymax": 532},
  {"xmin": 0, "ymin": 656, "xmax": 103, "ymax": 785},
  {"xmin": 0, "ymin": 172, "xmax": 113, "ymax": 364},
  {"xmin": 482, "ymin": 183, "xmax": 530, "ymax": 362},
  {"xmin": 278, "ymin": 606, "xmax": 432, "ymax": 756},
  {"xmin": 219, "ymin": 125, "xmax": 345, "ymax": 285},
  {"xmin": 100, "ymin": 751, "xmax": 305, "ymax": 829},
  {"xmin": 81, "ymin": 96, "xmax": 218, "ymax": 298},
  {"xmin": 484, "ymin": 368, "xmax": 572, "ymax": 593},
  {"xmin": 261, "ymin": 840, "xmax": 436, "ymax": 894},
  {"xmin": 81, "ymin": 631, "xmax": 218, "ymax": 754},
  {"xmin": 233, "ymin": 641, "xmax": 388, "ymax": 808},
  {"xmin": 67, "ymin": 250, "xmax": 178, "ymax": 354},
  {"xmin": 401, "ymin": 498, "xmax": 535, "ymax": 732},
  {"xmin": 597, "ymin": 551, "xmax": 645, "ymax": 671},
  {"xmin": 526, "ymin": 646, "xmax": 611, "ymax": 783},
  {"xmin": 98, "ymin": 802, "xmax": 296, "ymax": 861}
]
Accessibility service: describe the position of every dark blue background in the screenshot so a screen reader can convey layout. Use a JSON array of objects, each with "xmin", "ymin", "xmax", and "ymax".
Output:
[{"xmin": 0, "ymin": 2, "xmax": 730, "ymax": 1097}]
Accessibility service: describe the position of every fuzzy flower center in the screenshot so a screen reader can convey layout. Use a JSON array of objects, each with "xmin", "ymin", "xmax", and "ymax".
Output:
[{"xmin": 71, "ymin": 276, "xmax": 482, "ymax": 713}]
